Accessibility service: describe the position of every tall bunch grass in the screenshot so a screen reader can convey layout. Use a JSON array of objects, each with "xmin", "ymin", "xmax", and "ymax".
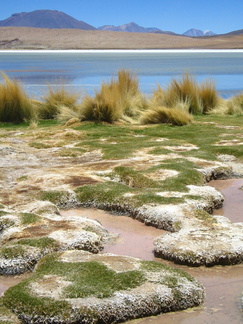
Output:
[
  {"xmin": 164, "ymin": 74, "xmax": 202, "ymax": 114},
  {"xmin": 209, "ymin": 96, "xmax": 243, "ymax": 116},
  {"xmin": 150, "ymin": 74, "xmax": 219, "ymax": 115},
  {"xmin": 140, "ymin": 106, "xmax": 192, "ymax": 126},
  {"xmin": 227, "ymin": 94, "xmax": 243, "ymax": 115},
  {"xmin": 0, "ymin": 73, "xmax": 36, "ymax": 123},
  {"xmin": 38, "ymin": 86, "xmax": 80, "ymax": 119},
  {"xmin": 80, "ymin": 69, "xmax": 147, "ymax": 123},
  {"xmin": 199, "ymin": 80, "xmax": 219, "ymax": 114}
]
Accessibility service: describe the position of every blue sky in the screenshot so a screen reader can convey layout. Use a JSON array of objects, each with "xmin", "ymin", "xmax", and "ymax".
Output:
[{"xmin": 1, "ymin": 0, "xmax": 243, "ymax": 34}]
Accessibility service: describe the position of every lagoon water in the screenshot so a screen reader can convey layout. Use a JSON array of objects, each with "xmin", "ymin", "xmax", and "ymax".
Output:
[{"xmin": 1, "ymin": 50, "xmax": 243, "ymax": 98}]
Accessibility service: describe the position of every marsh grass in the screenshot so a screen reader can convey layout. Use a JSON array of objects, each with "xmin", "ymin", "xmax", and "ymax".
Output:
[
  {"xmin": 38, "ymin": 86, "xmax": 80, "ymax": 120},
  {"xmin": 16, "ymin": 237, "xmax": 59, "ymax": 251},
  {"xmin": 150, "ymin": 74, "xmax": 219, "ymax": 115},
  {"xmin": 112, "ymin": 166, "xmax": 159, "ymax": 188},
  {"xmin": 164, "ymin": 74, "xmax": 203, "ymax": 114},
  {"xmin": 0, "ymin": 73, "xmax": 36, "ymax": 123},
  {"xmin": 0, "ymin": 245, "xmax": 26, "ymax": 259},
  {"xmin": 20, "ymin": 213, "xmax": 41, "ymax": 225},
  {"xmin": 213, "ymin": 94, "xmax": 243, "ymax": 116},
  {"xmin": 75, "ymin": 158, "xmax": 204, "ymax": 209},
  {"xmin": 147, "ymin": 159, "xmax": 204, "ymax": 192},
  {"xmin": 140, "ymin": 106, "xmax": 192, "ymax": 125},
  {"xmin": 0, "ymin": 72, "xmax": 241, "ymax": 126},
  {"xmin": 40, "ymin": 190, "xmax": 71, "ymax": 205},
  {"xmin": 199, "ymin": 79, "xmax": 219, "ymax": 114},
  {"xmin": 75, "ymin": 182, "xmax": 132, "ymax": 206},
  {"xmin": 80, "ymin": 69, "xmax": 147, "ymax": 123}
]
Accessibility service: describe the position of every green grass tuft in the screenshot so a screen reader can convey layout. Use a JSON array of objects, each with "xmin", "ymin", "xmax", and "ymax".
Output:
[{"xmin": 20, "ymin": 213, "xmax": 41, "ymax": 225}]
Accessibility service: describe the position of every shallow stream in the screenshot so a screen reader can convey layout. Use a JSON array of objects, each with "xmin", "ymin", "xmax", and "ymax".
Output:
[{"xmin": 1, "ymin": 179, "xmax": 243, "ymax": 323}]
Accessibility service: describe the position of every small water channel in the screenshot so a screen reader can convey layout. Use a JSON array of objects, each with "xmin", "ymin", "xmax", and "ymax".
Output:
[{"xmin": 1, "ymin": 179, "xmax": 243, "ymax": 324}]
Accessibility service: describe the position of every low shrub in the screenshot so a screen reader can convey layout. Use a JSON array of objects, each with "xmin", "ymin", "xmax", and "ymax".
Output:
[{"xmin": 0, "ymin": 73, "xmax": 36, "ymax": 123}]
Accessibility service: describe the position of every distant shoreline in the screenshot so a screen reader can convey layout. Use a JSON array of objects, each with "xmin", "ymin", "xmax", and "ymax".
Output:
[{"xmin": 1, "ymin": 49, "xmax": 243, "ymax": 53}]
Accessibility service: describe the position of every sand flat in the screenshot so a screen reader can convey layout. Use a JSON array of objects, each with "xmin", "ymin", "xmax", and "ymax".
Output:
[{"xmin": 1, "ymin": 27, "xmax": 243, "ymax": 49}]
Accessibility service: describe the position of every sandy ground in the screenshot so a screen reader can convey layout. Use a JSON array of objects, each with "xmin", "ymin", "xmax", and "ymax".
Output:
[{"xmin": 0, "ymin": 27, "xmax": 243, "ymax": 49}]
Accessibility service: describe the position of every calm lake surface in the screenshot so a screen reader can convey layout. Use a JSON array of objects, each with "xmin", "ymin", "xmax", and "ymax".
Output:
[{"xmin": 1, "ymin": 50, "xmax": 243, "ymax": 99}]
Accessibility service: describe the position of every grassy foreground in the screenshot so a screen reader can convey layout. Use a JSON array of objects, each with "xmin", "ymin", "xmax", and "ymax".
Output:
[
  {"xmin": 0, "ymin": 87, "xmax": 242, "ymax": 322},
  {"xmin": 0, "ymin": 114, "xmax": 241, "ymax": 212}
]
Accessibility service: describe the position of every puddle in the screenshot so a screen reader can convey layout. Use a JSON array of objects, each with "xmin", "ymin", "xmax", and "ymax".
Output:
[
  {"xmin": 62, "ymin": 208, "xmax": 165, "ymax": 261},
  {"xmin": 209, "ymin": 179, "xmax": 243, "ymax": 223},
  {"xmin": 0, "ymin": 273, "xmax": 31, "ymax": 297}
]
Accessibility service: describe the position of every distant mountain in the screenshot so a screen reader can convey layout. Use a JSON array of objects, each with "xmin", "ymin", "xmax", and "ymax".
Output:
[
  {"xmin": 98, "ymin": 22, "xmax": 176, "ymax": 35},
  {"xmin": 0, "ymin": 10, "xmax": 96, "ymax": 30},
  {"xmin": 183, "ymin": 28, "xmax": 216, "ymax": 37},
  {"xmin": 0, "ymin": 10, "xmax": 221, "ymax": 37},
  {"xmin": 225, "ymin": 29, "xmax": 243, "ymax": 35}
]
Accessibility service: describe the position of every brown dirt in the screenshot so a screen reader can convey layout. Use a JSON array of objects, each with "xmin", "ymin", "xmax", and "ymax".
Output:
[
  {"xmin": 19, "ymin": 220, "xmax": 75, "ymax": 238},
  {"xmin": 1, "ymin": 27, "xmax": 243, "ymax": 49}
]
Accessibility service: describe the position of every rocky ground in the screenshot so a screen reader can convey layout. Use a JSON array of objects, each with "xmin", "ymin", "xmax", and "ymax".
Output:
[{"xmin": 0, "ymin": 120, "xmax": 242, "ymax": 323}]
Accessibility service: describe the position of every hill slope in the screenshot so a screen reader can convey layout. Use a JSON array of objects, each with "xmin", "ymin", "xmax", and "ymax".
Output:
[
  {"xmin": 0, "ymin": 10, "xmax": 96, "ymax": 30},
  {"xmin": 0, "ymin": 27, "xmax": 243, "ymax": 49}
]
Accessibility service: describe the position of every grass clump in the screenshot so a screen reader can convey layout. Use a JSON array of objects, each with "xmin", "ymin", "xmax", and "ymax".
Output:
[
  {"xmin": 163, "ymin": 74, "xmax": 203, "ymax": 114},
  {"xmin": 19, "ymin": 213, "xmax": 41, "ymax": 225},
  {"xmin": 150, "ymin": 74, "xmax": 219, "ymax": 115},
  {"xmin": 16, "ymin": 237, "xmax": 59, "ymax": 251},
  {"xmin": 0, "ymin": 245, "xmax": 26, "ymax": 259},
  {"xmin": 40, "ymin": 190, "xmax": 70, "ymax": 205},
  {"xmin": 75, "ymin": 182, "xmax": 132, "ymax": 207},
  {"xmin": 0, "ymin": 73, "xmax": 36, "ymax": 123},
  {"xmin": 112, "ymin": 166, "xmax": 159, "ymax": 188},
  {"xmin": 80, "ymin": 69, "xmax": 147, "ymax": 123},
  {"xmin": 38, "ymin": 86, "xmax": 80, "ymax": 120},
  {"xmin": 140, "ymin": 106, "xmax": 192, "ymax": 125},
  {"xmin": 199, "ymin": 79, "xmax": 219, "ymax": 114},
  {"xmin": 212, "ymin": 94, "xmax": 243, "ymax": 116}
]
